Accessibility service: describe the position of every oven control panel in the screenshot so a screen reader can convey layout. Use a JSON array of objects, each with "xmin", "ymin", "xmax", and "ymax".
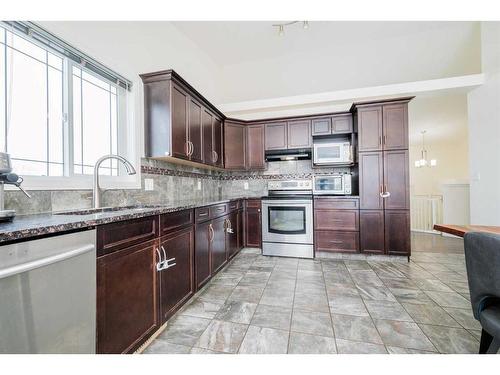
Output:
[{"xmin": 268, "ymin": 179, "xmax": 312, "ymax": 191}]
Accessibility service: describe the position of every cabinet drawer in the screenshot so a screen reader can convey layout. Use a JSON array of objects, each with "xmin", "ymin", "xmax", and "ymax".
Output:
[
  {"xmin": 210, "ymin": 203, "xmax": 228, "ymax": 219},
  {"xmin": 97, "ymin": 215, "xmax": 159, "ymax": 257},
  {"xmin": 245, "ymin": 199, "xmax": 261, "ymax": 209},
  {"xmin": 315, "ymin": 231, "xmax": 359, "ymax": 253},
  {"xmin": 160, "ymin": 209, "xmax": 193, "ymax": 235},
  {"xmin": 195, "ymin": 206, "xmax": 211, "ymax": 223},
  {"xmin": 314, "ymin": 209, "xmax": 359, "ymax": 231},
  {"xmin": 228, "ymin": 200, "xmax": 241, "ymax": 212},
  {"xmin": 314, "ymin": 197, "xmax": 359, "ymax": 210}
]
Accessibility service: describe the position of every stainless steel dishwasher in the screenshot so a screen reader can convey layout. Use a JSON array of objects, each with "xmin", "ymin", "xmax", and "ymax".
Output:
[{"xmin": 0, "ymin": 229, "xmax": 96, "ymax": 353}]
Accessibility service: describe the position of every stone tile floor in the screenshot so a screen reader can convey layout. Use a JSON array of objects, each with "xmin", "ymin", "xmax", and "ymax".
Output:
[{"xmin": 143, "ymin": 246, "xmax": 494, "ymax": 354}]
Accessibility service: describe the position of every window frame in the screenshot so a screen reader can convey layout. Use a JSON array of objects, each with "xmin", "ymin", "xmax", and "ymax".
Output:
[{"xmin": 1, "ymin": 24, "xmax": 140, "ymax": 191}]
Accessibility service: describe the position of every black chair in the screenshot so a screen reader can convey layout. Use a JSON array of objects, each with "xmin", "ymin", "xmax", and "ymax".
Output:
[{"xmin": 464, "ymin": 232, "xmax": 500, "ymax": 354}]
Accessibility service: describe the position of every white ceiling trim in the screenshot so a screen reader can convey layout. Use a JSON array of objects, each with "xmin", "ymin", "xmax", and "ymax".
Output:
[{"xmin": 218, "ymin": 74, "xmax": 484, "ymax": 118}]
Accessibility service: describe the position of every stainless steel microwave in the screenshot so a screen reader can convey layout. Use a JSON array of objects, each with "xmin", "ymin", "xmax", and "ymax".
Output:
[
  {"xmin": 313, "ymin": 174, "xmax": 352, "ymax": 195},
  {"xmin": 313, "ymin": 141, "xmax": 352, "ymax": 165}
]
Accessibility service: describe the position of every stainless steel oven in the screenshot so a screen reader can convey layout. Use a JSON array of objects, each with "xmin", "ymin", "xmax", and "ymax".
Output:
[{"xmin": 262, "ymin": 179, "xmax": 313, "ymax": 259}]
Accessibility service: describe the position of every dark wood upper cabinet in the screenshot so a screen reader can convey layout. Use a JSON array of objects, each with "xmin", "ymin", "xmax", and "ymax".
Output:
[
  {"xmin": 213, "ymin": 117, "xmax": 224, "ymax": 168},
  {"xmin": 188, "ymin": 97, "xmax": 203, "ymax": 163},
  {"xmin": 265, "ymin": 122, "xmax": 287, "ymax": 150},
  {"xmin": 97, "ymin": 240, "xmax": 159, "ymax": 354},
  {"xmin": 202, "ymin": 108, "xmax": 214, "ymax": 165},
  {"xmin": 332, "ymin": 114, "xmax": 353, "ymax": 134},
  {"xmin": 171, "ymin": 83, "xmax": 189, "ymax": 159},
  {"xmin": 357, "ymin": 105, "xmax": 383, "ymax": 152},
  {"xmin": 359, "ymin": 151, "xmax": 384, "ymax": 210},
  {"xmin": 159, "ymin": 227, "xmax": 194, "ymax": 323},
  {"xmin": 359, "ymin": 210, "xmax": 385, "ymax": 254},
  {"xmin": 224, "ymin": 121, "xmax": 246, "ymax": 170},
  {"xmin": 311, "ymin": 118, "xmax": 331, "ymax": 136},
  {"xmin": 383, "ymin": 150, "xmax": 410, "ymax": 210},
  {"xmin": 246, "ymin": 124, "xmax": 265, "ymax": 170},
  {"xmin": 383, "ymin": 103, "xmax": 408, "ymax": 150},
  {"xmin": 287, "ymin": 120, "xmax": 312, "ymax": 149},
  {"xmin": 385, "ymin": 210, "xmax": 410, "ymax": 255}
]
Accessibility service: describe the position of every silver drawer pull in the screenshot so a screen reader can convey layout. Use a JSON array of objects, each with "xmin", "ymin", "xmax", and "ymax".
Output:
[
  {"xmin": 198, "ymin": 212, "xmax": 208, "ymax": 217},
  {"xmin": 329, "ymin": 240, "xmax": 344, "ymax": 244}
]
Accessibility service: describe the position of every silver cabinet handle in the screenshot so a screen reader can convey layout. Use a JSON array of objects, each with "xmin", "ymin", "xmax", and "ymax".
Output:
[
  {"xmin": 208, "ymin": 223, "xmax": 214, "ymax": 242},
  {"xmin": 163, "ymin": 257, "xmax": 177, "ymax": 269},
  {"xmin": 212, "ymin": 150, "xmax": 218, "ymax": 163},
  {"xmin": 380, "ymin": 192, "xmax": 391, "ymax": 198},
  {"xmin": 155, "ymin": 248, "xmax": 164, "ymax": 271},
  {"xmin": 161, "ymin": 246, "xmax": 167, "ymax": 264},
  {"xmin": 189, "ymin": 141, "xmax": 194, "ymax": 156}
]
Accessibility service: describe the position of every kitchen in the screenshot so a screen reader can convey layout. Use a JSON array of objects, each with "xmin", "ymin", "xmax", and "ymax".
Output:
[{"xmin": 1, "ymin": 6, "xmax": 500, "ymax": 370}]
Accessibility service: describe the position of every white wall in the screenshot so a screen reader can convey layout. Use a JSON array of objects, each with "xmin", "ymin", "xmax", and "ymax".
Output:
[
  {"xmin": 219, "ymin": 22, "xmax": 481, "ymax": 103},
  {"xmin": 467, "ymin": 22, "xmax": 500, "ymax": 225},
  {"xmin": 408, "ymin": 94, "xmax": 469, "ymax": 196}
]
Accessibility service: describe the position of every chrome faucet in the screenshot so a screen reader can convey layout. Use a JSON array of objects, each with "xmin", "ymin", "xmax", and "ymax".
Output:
[{"xmin": 92, "ymin": 155, "xmax": 136, "ymax": 208}]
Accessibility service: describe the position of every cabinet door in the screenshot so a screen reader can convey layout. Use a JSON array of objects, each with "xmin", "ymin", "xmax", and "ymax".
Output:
[
  {"xmin": 359, "ymin": 210, "xmax": 385, "ymax": 254},
  {"xmin": 226, "ymin": 211, "xmax": 239, "ymax": 259},
  {"xmin": 357, "ymin": 106, "xmax": 383, "ymax": 152},
  {"xmin": 195, "ymin": 221, "xmax": 211, "ymax": 289},
  {"xmin": 202, "ymin": 109, "xmax": 214, "ymax": 165},
  {"xmin": 211, "ymin": 216, "xmax": 227, "ymax": 274},
  {"xmin": 311, "ymin": 118, "xmax": 331, "ymax": 136},
  {"xmin": 246, "ymin": 124, "xmax": 265, "ymax": 170},
  {"xmin": 188, "ymin": 98, "xmax": 203, "ymax": 163},
  {"xmin": 245, "ymin": 207, "xmax": 262, "ymax": 247},
  {"xmin": 224, "ymin": 121, "xmax": 246, "ymax": 170},
  {"xmin": 171, "ymin": 84, "xmax": 189, "ymax": 159},
  {"xmin": 265, "ymin": 122, "xmax": 287, "ymax": 150},
  {"xmin": 383, "ymin": 103, "xmax": 408, "ymax": 150},
  {"xmin": 383, "ymin": 150, "xmax": 409, "ymax": 210},
  {"xmin": 287, "ymin": 120, "xmax": 312, "ymax": 149},
  {"xmin": 385, "ymin": 210, "xmax": 410, "ymax": 256},
  {"xmin": 359, "ymin": 151, "xmax": 384, "ymax": 210},
  {"xmin": 213, "ymin": 117, "xmax": 224, "ymax": 168},
  {"xmin": 97, "ymin": 241, "xmax": 158, "ymax": 354},
  {"xmin": 332, "ymin": 115, "xmax": 353, "ymax": 134},
  {"xmin": 159, "ymin": 227, "xmax": 194, "ymax": 323},
  {"xmin": 237, "ymin": 209, "xmax": 244, "ymax": 252}
]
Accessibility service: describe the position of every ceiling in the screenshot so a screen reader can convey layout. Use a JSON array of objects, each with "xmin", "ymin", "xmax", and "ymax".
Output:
[{"xmin": 171, "ymin": 21, "xmax": 476, "ymax": 67}]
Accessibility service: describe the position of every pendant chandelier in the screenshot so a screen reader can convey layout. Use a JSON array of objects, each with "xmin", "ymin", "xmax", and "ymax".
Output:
[{"xmin": 414, "ymin": 130, "xmax": 437, "ymax": 168}]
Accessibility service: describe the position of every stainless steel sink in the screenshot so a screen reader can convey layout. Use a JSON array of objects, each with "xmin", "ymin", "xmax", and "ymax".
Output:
[{"xmin": 53, "ymin": 205, "xmax": 159, "ymax": 216}]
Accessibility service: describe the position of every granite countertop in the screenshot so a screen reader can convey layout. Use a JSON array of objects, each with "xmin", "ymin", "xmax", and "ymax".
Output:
[{"xmin": 0, "ymin": 196, "xmax": 261, "ymax": 244}]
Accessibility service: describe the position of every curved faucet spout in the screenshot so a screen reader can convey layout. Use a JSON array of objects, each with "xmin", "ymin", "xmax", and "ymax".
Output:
[{"xmin": 93, "ymin": 155, "xmax": 136, "ymax": 208}]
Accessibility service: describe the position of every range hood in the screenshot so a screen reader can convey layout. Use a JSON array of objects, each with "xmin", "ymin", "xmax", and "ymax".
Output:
[{"xmin": 265, "ymin": 149, "xmax": 311, "ymax": 162}]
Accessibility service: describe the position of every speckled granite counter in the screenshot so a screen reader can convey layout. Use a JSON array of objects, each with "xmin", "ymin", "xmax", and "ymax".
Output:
[{"xmin": 0, "ymin": 196, "xmax": 262, "ymax": 244}]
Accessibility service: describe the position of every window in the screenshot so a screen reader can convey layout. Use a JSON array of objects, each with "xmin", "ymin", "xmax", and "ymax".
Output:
[{"xmin": 0, "ymin": 23, "xmax": 130, "ymax": 182}]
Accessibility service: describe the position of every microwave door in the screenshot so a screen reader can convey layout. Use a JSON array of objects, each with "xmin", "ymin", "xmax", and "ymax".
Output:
[
  {"xmin": 314, "ymin": 176, "xmax": 343, "ymax": 194},
  {"xmin": 314, "ymin": 145, "xmax": 341, "ymax": 164}
]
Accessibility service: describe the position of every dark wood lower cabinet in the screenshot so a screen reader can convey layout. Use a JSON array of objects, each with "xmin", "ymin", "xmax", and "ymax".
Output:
[
  {"xmin": 385, "ymin": 210, "xmax": 411, "ymax": 256},
  {"xmin": 210, "ymin": 215, "xmax": 227, "ymax": 274},
  {"xmin": 159, "ymin": 227, "xmax": 194, "ymax": 323},
  {"xmin": 359, "ymin": 210, "xmax": 385, "ymax": 254},
  {"xmin": 195, "ymin": 220, "xmax": 211, "ymax": 289},
  {"xmin": 245, "ymin": 199, "xmax": 262, "ymax": 247},
  {"xmin": 97, "ymin": 240, "xmax": 159, "ymax": 354},
  {"xmin": 226, "ymin": 211, "xmax": 239, "ymax": 259},
  {"xmin": 315, "ymin": 230, "xmax": 359, "ymax": 253}
]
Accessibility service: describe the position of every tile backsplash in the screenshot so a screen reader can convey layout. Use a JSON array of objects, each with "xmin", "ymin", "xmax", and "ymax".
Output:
[{"xmin": 5, "ymin": 158, "xmax": 348, "ymax": 215}]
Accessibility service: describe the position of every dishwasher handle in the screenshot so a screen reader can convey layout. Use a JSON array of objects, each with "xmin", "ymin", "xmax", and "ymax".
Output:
[{"xmin": 0, "ymin": 243, "xmax": 95, "ymax": 280}]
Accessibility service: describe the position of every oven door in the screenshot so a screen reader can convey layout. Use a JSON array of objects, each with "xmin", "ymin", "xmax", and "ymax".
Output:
[
  {"xmin": 313, "ymin": 176, "xmax": 344, "ymax": 194},
  {"xmin": 262, "ymin": 199, "xmax": 313, "ymax": 244}
]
